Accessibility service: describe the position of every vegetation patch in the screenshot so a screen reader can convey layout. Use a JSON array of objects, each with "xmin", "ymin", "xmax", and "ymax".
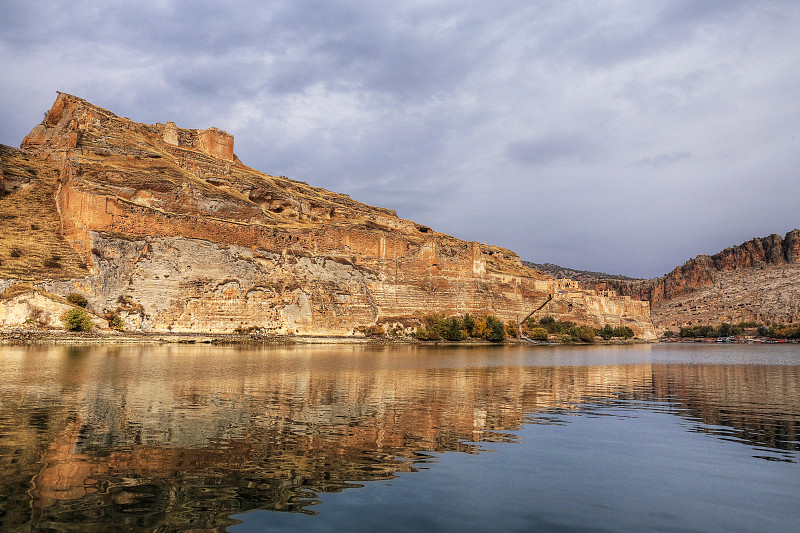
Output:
[
  {"xmin": 1, "ymin": 282, "xmax": 35, "ymax": 300},
  {"xmin": 43, "ymin": 255, "xmax": 62, "ymax": 269},
  {"xmin": 527, "ymin": 316, "xmax": 633, "ymax": 343},
  {"xmin": 414, "ymin": 313, "xmax": 512, "ymax": 342},
  {"xmin": 359, "ymin": 325, "xmax": 386, "ymax": 338},
  {"xmin": 61, "ymin": 307, "xmax": 93, "ymax": 331},
  {"xmin": 66, "ymin": 292, "xmax": 88, "ymax": 308},
  {"xmin": 665, "ymin": 321, "xmax": 800, "ymax": 340},
  {"xmin": 107, "ymin": 313, "xmax": 124, "ymax": 331}
]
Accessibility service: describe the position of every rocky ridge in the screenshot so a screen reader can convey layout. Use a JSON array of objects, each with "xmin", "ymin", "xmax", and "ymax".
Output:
[
  {"xmin": 547, "ymin": 231, "xmax": 800, "ymax": 329},
  {"xmin": 0, "ymin": 93, "xmax": 655, "ymax": 338}
]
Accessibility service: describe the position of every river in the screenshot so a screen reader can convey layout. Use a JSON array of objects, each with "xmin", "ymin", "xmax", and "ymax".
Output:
[{"xmin": 1, "ymin": 343, "xmax": 798, "ymax": 532}]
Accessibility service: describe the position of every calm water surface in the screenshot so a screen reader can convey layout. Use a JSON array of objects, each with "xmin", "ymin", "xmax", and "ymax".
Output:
[{"xmin": 0, "ymin": 343, "xmax": 798, "ymax": 532}]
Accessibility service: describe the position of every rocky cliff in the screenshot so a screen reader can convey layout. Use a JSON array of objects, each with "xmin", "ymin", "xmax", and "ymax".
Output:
[
  {"xmin": 0, "ymin": 93, "xmax": 655, "ymax": 338},
  {"xmin": 571, "ymin": 230, "xmax": 800, "ymax": 329}
]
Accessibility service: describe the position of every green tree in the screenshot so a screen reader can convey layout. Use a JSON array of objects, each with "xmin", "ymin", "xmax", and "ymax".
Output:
[
  {"xmin": 505, "ymin": 321, "xmax": 520, "ymax": 338},
  {"xmin": 485, "ymin": 315, "xmax": 506, "ymax": 342},
  {"xmin": 615, "ymin": 326, "xmax": 634, "ymax": 339},
  {"xmin": 462, "ymin": 313, "xmax": 476, "ymax": 336},
  {"xmin": 443, "ymin": 317, "xmax": 466, "ymax": 341}
]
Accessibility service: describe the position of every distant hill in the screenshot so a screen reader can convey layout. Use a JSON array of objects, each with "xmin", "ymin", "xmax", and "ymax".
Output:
[
  {"xmin": 523, "ymin": 262, "xmax": 641, "ymax": 283},
  {"xmin": 529, "ymin": 230, "xmax": 800, "ymax": 330}
]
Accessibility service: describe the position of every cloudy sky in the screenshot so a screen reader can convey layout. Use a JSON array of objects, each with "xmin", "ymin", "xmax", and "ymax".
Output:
[{"xmin": 2, "ymin": 1, "xmax": 799, "ymax": 278}]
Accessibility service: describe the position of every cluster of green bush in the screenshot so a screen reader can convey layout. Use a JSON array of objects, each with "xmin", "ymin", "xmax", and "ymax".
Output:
[
  {"xmin": 597, "ymin": 324, "xmax": 635, "ymax": 340},
  {"xmin": 415, "ymin": 313, "xmax": 515, "ymax": 342},
  {"xmin": 757, "ymin": 324, "xmax": 800, "ymax": 339},
  {"xmin": 412, "ymin": 314, "xmax": 639, "ymax": 344},
  {"xmin": 61, "ymin": 293, "xmax": 92, "ymax": 331},
  {"xmin": 671, "ymin": 321, "xmax": 761, "ymax": 338},
  {"xmin": 60, "ymin": 292, "xmax": 124, "ymax": 332},
  {"xmin": 61, "ymin": 307, "xmax": 93, "ymax": 332},
  {"xmin": 527, "ymin": 316, "xmax": 589, "ymax": 342},
  {"xmin": 66, "ymin": 292, "xmax": 88, "ymax": 308},
  {"xmin": 526, "ymin": 316, "xmax": 633, "ymax": 343}
]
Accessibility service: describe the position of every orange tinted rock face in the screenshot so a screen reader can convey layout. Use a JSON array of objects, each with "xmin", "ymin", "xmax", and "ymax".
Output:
[
  {"xmin": 586, "ymin": 229, "xmax": 800, "ymax": 328},
  {"xmin": 197, "ymin": 127, "xmax": 234, "ymax": 161},
  {"xmin": 7, "ymin": 93, "xmax": 655, "ymax": 337},
  {"xmin": 21, "ymin": 92, "xmax": 79, "ymax": 156}
]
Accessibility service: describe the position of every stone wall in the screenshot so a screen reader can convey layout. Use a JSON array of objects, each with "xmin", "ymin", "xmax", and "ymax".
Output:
[{"xmin": 158, "ymin": 121, "xmax": 234, "ymax": 162}]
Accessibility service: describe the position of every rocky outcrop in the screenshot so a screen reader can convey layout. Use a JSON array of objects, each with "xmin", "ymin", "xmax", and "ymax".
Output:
[
  {"xmin": 157, "ymin": 121, "xmax": 235, "ymax": 162},
  {"xmin": 1, "ymin": 93, "xmax": 656, "ymax": 338},
  {"xmin": 576, "ymin": 230, "xmax": 800, "ymax": 329},
  {"xmin": 0, "ymin": 285, "xmax": 105, "ymax": 330}
]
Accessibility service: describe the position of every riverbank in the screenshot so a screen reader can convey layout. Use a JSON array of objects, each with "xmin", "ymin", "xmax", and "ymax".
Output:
[{"xmin": 0, "ymin": 328, "xmax": 651, "ymax": 346}]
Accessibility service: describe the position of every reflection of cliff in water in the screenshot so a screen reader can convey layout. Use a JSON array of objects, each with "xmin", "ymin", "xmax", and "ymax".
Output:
[
  {"xmin": 650, "ymin": 365, "xmax": 800, "ymax": 455},
  {"xmin": 0, "ymin": 345, "xmax": 798, "ymax": 531}
]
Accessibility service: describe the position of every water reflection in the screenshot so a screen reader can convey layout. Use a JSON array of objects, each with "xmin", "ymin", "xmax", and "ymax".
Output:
[{"xmin": 0, "ymin": 344, "xmax": 798, "ymax": 531}]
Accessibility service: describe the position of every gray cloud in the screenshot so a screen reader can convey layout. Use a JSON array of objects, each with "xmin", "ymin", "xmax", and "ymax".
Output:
[
  {"xmin": 2, "ymin": 0, "xmax": 799, "ymax": 278},
  {"xmin": 636, "ymin": 151, "xmax": 692, "ymax": 167},
  {"xmin": 507, "ymin": 133, "xmax": 600, "ymax": 167}
]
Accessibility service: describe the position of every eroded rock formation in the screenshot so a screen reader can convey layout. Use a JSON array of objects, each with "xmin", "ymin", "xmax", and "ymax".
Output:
[
  {"xmin": 569, "ymin": 230, "xmax": 800, "ymax": 329},
  {"xmin": 0, "ymin": 93, "xmax": 655, "ymax": 338}
]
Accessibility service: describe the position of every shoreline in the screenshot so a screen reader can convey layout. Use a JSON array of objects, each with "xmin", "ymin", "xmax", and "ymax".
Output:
[{"xmin": 0, "ymin": 328, "xmax": 651, "ymax": 346}]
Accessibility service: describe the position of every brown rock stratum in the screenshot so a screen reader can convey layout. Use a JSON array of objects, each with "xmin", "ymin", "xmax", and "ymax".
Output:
[{"xmin": 0, "ymin": 93, "xmax": 655, "ymax": 338}]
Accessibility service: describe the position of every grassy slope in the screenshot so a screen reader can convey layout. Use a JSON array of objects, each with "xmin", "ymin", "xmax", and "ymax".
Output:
[{"xmin": 0, "ymin": 146, "xmax": 87, "ymax": 280}]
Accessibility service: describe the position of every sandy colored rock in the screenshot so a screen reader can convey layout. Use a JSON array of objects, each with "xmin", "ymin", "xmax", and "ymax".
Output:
[
  {"xmin": 1, "ymin": 93, "xmax": 656, "ymax": 338},
  {"xmin": 0, "ymin": 286, "xmax": 105, "ymax": 330}
]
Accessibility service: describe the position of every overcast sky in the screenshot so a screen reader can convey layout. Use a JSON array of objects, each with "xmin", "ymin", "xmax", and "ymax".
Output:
[{"xmin": 2, "ymin": 1, "xmax": 799, "ymax": 278}]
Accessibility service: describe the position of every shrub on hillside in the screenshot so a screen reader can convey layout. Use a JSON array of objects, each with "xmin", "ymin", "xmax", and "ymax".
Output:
[
  {"xmin": 62, "ymin": 308, "xmax": 93, "ymax": 332},
  {"xmin": 44, "ymin": 255, "xmax": 62, "ymax": 269},
  {"xmin": 108, "ymin": 313, "xmax": 124, "ymax": 331},
  {"xmin": 66, "ymin": 293, "xmax": 88, "ymax": 308}
]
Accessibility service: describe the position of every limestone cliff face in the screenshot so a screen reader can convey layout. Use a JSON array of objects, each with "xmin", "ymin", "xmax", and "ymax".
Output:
[{"xmin": 2, "ymin": 93, "xmax": 656, "ymax": 338}]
